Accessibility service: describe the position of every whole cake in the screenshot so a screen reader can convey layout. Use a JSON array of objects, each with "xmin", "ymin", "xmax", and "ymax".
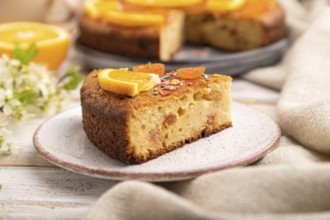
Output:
[
  {"xmin": 78, "ymin": 0, "xmax": 286, "ymax": 60},
  {"xmin": 80, "ymin": 64, "xmax": 232, "ymax": 164}
]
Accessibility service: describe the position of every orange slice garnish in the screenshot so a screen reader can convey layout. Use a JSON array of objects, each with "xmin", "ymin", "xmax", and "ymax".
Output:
[
  {"xmin": 133, "ymin": 63, "xmax": 165, "ymax": 77},
  {"xmin": 125, "ymin": 0, "xmax": 204, "ymax": 8},
  {"xmin": 103, "ymin": 11, "xmax": 165, "ymax": 27},
  {"xmin": 98, "ymin": 69, "xmax": 161, "ymax": 97},
  {"xmin": 238, "ymin": 0, "xmax": 276, "ymax": 17},
  {"xmin": 84, "ymin": 0, "xmax": 119, "ymax": 19},
  {"xmin": 206, "ymin": 0, "xmax": 246, "ymax": 11},
  {"xmin": 84, "ymin": 0, "xmax": 165, "ymax": 27},
  {"xmin": 0, "ymin": 22, "xmax": 70, "ymax": 70},
  {"xmin": 177, "ymin": 66, "xmax": 205, "ymax": 79}
]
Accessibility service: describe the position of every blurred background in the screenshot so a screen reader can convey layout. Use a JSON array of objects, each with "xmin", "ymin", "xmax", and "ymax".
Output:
[{"xmin": 0, "ymin": 0, "xmax": 82, "ymax": 31}]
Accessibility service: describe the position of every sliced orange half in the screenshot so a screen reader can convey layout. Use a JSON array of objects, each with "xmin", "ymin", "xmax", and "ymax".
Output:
[
  {"xmin": 0, "ymin": 22, "xmax": 70, "ymax": 70},
  {"xmin": 206, "ymin": 0, "xmax": 246, "ymax": 11},
  {"xmin": 98, "ymin": 69, "xmax": 161, "ymax": 97}
]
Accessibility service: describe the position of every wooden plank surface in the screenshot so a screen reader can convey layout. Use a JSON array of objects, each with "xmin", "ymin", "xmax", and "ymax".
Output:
[{"xmin": 0, "ymin": 167, "xmax": 117, "ymax": 219}]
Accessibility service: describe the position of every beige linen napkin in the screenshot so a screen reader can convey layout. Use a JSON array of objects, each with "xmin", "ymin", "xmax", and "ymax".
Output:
[{"xmin": 85, "ymin": 1, "xmax": 330, "ymax": 219}]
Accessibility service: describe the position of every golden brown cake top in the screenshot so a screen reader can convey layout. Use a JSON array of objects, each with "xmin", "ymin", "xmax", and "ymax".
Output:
[{"xmin": 80, "ymin": 68, "xmax": 231, "ymax": 116}]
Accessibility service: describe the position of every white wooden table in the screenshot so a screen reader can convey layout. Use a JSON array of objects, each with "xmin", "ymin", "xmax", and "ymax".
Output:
[{"xmin": 0, "ymin": 51, "xmax": 280, "ymax": 219}]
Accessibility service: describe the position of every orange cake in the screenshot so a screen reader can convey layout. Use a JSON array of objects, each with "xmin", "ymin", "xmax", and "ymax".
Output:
[
  {"xmin": 78, "ymin": 0, "xmax": 286, "ymax": 60},
  {"xmin": 80, "ymin": 64, "xmax": 232, "ymax": 164},
  {"xmin": 78, "ymin": 0, "xmax": 184, "ymax": 60}
]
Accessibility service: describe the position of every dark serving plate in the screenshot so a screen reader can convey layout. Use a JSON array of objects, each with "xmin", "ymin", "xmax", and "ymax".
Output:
[{"xmin": 75, "ymin": 37, "xmax": 289, "ymax": 76}]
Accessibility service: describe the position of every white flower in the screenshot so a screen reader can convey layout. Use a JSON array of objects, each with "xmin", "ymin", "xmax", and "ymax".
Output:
[
  {"xmin": 0, "ymin": 114, "xmax": 11, "ymax": 128},
  {"xmin": 0, "ymin": 137, "xmax": 12, "ymax": 155},
  {"xmin": 0, "ymin": 89, "xmax": 5, "ymax": 101},
  {"xmin": 3, "ymin": 100, "xmax": 20, "ymax": 116},
  {"xmin": 10, "ymin": 59, "xmax": 20, "ymax": 67},
  {"xmin": 0, "ymin": 89, "xmax": 20, "ymax": 116},
  {"xmin": 0, "ymin": 53, "xmax": 77, "ymax": 155},
  {"xmin": 0, "ymin": 114, "xmax": 12, "ymax": 155}
]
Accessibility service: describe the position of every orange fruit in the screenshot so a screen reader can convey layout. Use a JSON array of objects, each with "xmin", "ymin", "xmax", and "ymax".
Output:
[
  {"xmin": 177, "ymin": 66, "xmax": 206, "ymax": 79},
  {"xmin": 206, "ymin": 0, "xmax": 246, "ymax": 11},
  {"xmin": 133, "ymin": 63, "xmax": 165, "ymax": 77},
  {"xmin": 84, "ymin": 0, "xmax": 165, "ymax": 27},
  {"xmin": 98, "ymin": 69, "xmax": 161, "ymax": 97},
  {"xmin": 0, "ymin": 22, "xmax": 70, "ymax": 70}
]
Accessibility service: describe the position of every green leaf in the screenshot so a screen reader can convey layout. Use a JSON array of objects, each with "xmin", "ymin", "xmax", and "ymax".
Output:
[
  {"xmin": 62, "ymin": 66, "xmax": 83, "ymax": 91},
  {"xmin": 13, "ymin": 43, "xmax": 39, "ymax": 65},
  {"xmin": 14, "ymin": 89, "xmax": 38, "ymax": 105},
  {"xmin": 64, "ymin": 65, "xmax": 80, "ymax": 77},
  {"xmin": 63, "ymin": 75, "xmax": 83, "ymax": 91}
]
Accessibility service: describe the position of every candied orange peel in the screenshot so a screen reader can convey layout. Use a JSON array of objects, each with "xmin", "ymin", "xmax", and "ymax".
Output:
[{"xmin": 176, "ymin": 66, "xmax": 206, "ymax": 79}]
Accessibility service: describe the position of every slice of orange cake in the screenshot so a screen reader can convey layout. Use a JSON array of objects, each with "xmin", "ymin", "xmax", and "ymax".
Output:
[
  {"xmin": 80, "ymin": 64, "xmax": 232, "ymax": 164},
  {"xmin": 78, "ymin": 0, "xmax": 184, "ymax": 60}
]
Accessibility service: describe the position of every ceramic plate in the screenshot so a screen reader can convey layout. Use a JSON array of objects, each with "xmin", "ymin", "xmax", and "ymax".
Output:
[
  {"xmin": 33, "ymin": 102, "xmax": 280, "ymax": 182},
  {"xmin": 75, "ymin": 37, "xmax": 289, "ymax": 76}
]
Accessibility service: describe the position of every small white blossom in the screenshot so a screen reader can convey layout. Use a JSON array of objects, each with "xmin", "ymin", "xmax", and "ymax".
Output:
[
  {"xmin": 0, "ymin": 54, "xmax": 75, "ymax": 154},
  {"xmin": 0, "ymin": 114, "xmax": 12, "ymax": 155}
]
